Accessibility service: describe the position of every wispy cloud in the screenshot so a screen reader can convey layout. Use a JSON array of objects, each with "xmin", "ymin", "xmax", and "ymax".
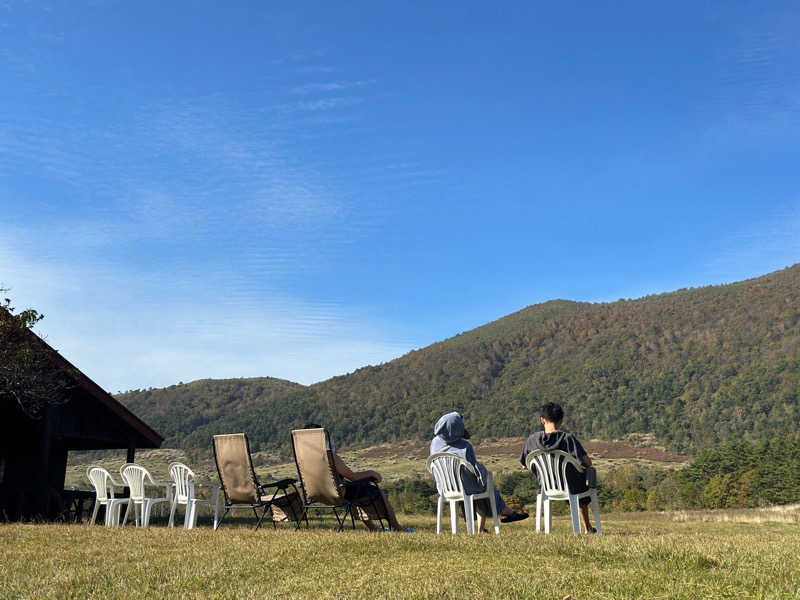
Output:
[
  {"xmin": 289, "ymin": 80, "xmax": 374, "ymax": 95},
  {"xmin": 709, "ymin": 8, "xmax": 800, "ymax": 134},
  {"xmin": 0, "ymin": 233, "xmax": 414, "ymax": 391}
]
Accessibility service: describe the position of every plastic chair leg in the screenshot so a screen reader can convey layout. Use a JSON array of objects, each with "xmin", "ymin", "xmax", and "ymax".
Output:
[
  {"xmin": 591, "ymin": 493, "xmax": 602, "ymax": 534},
  {"xmin": 142, "ymin": 502, "xmax": 152, "ymax": 528},
  {"xmin": 108, "ymin": 501, "xmax": 123, "ymax": 527},
  {"xmin": 488, "ymin": 489, "xmax": 500, "ymax": 534},
  {"xmin": 464, "ymin": 496, "xmax": 475, "ymax": 535},
  {"xmin": 535, "ymin": 494, "xmax": 542, "ymax": 533},
  {"xmin": 436, "ymin": 496, "xmax": 443, "ymax": 535},
  {"xmin": 568, "ymin": 495, "xmax": 581, "ymax": 534},
  {"xmin": 449, "ymin": 500, "xmax": 458, "ymax": 534},
  {"xmin": 89, "ymin": 502, "xmax": 100, "ymax": 526},
  {"xmin": 121, "ymin": 500, "xmax": 132, "ymax": 527},
  {"xmin": 168, "ymin": 499, "xmax": 178, "ymax": 528},
  {"xmin": 544, "ymin": 499, "xmax": 551, "ymax": 534}
]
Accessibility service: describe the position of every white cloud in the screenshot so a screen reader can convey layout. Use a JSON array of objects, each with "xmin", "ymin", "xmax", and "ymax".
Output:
[
  {"xmin": 0, "ymin": 232, "xmax": 413, "ymax": 392},
  {"xmin": 289, "ymin": 80, "xmax": 374, "ymax": 95}
]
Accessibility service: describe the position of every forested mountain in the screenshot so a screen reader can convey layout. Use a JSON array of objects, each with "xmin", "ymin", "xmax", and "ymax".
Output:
[
  {"xmin": 120, "ymin": 377, "xmax": 304, "ymax": 450},
  {"xmin": 118, "ymin": 264, "xmax": 800, "ymax": 454}
]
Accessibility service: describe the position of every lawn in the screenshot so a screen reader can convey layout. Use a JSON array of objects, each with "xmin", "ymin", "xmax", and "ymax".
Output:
[{"xmin": 2, "ymin": 512, "xmax": 798, "ymax": 599}]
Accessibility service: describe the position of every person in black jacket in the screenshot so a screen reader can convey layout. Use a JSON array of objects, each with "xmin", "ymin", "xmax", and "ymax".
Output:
[{"xmin": 520, "ymin": 402, "xmax": 597, "ymax": 533}]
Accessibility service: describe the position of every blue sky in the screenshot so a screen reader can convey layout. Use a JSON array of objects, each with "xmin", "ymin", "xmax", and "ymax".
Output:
[{"xmin": 2, "ymin": 1, "xmax": 799, "ymax": 392}]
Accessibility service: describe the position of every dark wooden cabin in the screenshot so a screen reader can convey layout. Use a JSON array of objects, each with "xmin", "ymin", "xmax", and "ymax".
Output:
[{"xmin": 0, "ymin": 325, "xmax": 163, "ymax": 520}]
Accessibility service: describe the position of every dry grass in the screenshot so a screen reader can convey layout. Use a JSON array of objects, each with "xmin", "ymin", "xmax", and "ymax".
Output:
[
  {"xmin": 2, "ymin": 513, "xmax": 799, "ymax": 599},
  {"xmin": 668, "ymin": 503, "xmax": 800, "ymax": 524}
]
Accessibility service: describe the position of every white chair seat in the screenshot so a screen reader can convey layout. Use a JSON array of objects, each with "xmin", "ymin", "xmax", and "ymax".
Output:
[{"xmin": 427, "ymin": 453, "xmax": 500, "ymax": 535}]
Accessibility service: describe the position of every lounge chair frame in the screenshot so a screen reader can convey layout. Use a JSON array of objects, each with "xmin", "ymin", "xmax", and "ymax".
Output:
[
  {"xmin": 212, "ymin": 433, "xmax": 301, "ymax": 530},
  {"xmin": 291, "ymin": 428, "xmax": 387, "ymax": 532}
]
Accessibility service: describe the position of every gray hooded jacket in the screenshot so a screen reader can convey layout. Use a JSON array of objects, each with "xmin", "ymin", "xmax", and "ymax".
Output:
[{"xmin": 429, "ymin": 412, "xmax": 486, "ymax": 495}]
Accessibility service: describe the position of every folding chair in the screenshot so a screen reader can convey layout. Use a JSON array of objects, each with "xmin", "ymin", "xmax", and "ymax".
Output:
[
  {"xmin": 291, "ymin": 427, "xmax": 388, "ymax": 531},
  {"xmin": 212, "ymin": 433, "xmax": 301, "ymax": 530}
]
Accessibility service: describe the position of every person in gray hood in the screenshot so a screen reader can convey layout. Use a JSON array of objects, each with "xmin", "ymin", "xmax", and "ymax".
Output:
[{"xmin": 430, "ymin": 412, "xmax": 528, "ymax": 530}]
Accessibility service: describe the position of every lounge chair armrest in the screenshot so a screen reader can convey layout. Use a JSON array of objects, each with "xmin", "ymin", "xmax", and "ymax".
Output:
[{"xmin": 260, "ymin": 478, "xmax": 297, "ymax": 491}]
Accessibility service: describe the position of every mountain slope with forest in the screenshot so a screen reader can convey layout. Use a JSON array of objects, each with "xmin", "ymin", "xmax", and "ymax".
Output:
[{"xmin": 118, "ymin": 264, "xmax": 800, "ymax": 454}]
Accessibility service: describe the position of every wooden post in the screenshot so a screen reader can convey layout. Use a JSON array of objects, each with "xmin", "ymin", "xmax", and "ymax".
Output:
[{"xmin": 35, "ymin": 406, "xmax": 52, "ymax": 518}]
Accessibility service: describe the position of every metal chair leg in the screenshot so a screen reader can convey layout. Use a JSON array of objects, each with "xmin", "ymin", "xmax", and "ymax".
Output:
[
  {"xmin": 215, "ymin": 507, "xmax": 230, "ymax": 530},
  {"xmin": 333, "ymin": 507, "xmax": 344, "ymax": 531},
  {"xmin": 255, "ymin": 505, "xmax": 269, "ymax": 531}
]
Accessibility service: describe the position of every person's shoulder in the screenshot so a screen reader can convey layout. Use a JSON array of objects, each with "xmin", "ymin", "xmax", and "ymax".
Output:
[
  {"xmin": 522, "ymin": 431, "xmax": 544, "ymax": 450},
  {"xmin": 563, "ymin": 431, "xmax": 583, "ymax": 443}
]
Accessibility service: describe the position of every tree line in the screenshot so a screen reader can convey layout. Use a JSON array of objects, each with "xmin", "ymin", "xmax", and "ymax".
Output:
[{"xmin": 383, "ymin": 435, "xmax": 800, "ymax": 514}]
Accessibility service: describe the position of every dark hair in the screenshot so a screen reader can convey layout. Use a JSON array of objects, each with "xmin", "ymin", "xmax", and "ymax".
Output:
[
  {"xmin": 304, "ymin": 422, "xmax": 322, "ymax": 429},
  {"xmin": 541, "ymin": 402, "xmax": 564, "ymax": 424}
]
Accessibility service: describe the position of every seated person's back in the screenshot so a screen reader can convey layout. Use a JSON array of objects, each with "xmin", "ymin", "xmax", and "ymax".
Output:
[
  {"xmin": 430, "ymin": 412, "xmax": 528, "ymax": 528},
  {"xmin": 520, "ymin": 402, "xmax": 596, "ymax": 533}
]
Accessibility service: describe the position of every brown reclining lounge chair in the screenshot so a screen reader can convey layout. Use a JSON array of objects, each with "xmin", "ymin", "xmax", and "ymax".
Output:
[
  {"xmin": 212, "ymin": 433, "xmax": 302, "ymax": 530},
  {"xmin": 291, "ymin": 427, "xmax": 388, "ymax": 531}
]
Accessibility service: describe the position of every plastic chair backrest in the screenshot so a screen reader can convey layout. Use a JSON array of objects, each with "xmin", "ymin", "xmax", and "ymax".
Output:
[
  {"xmin": 426, "ymin": 453, "xmax": 479, "ymax": 499},
  {"xmin": 120, "ymin": 464, "xmax": 155, "ymax": 502},
  {"xmin": 87, "ymin": 466, "xmax": 115, "ymax": 502},
  {"xmin": 169, "ymin": 462, "xmax": 195, "ymax": 503},
  {"xmin": 526, "ymin": 450, "xmax": 582, "ymax": 501},
  {"xmin": 212, "ymin": 433, "xmax": 259, "ymax": 505},
  {"xmin": 291, "ymin": 428, "xmax": 343, "ymax": 506}
]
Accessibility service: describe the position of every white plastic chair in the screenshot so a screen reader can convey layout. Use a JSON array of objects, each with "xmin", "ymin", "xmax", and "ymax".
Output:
[
  {"xmin": 86, "ymin": 466, "xmax": 128, "ymax": 526},
  {"xmin": 168, "ymin": 462, "xmax": 220, "ymax": 530},
  {"xmin": 426, "ymin": 452, "xmax": 500, "ymax": 535},
  {"xmin": 525, "ymin": 450, "xmax": 602, "ymax": 534},
  {"xmin": 119, "ymin": 463, "xmax": 171, "ymax": 528}
]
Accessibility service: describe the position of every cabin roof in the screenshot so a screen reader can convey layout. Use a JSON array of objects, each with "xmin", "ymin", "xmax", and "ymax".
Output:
[{"xmin": 2, "ymin": 309, "xmax": 163, "ymax": 449}]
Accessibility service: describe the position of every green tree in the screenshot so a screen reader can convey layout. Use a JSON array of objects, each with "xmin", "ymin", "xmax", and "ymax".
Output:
[
  {"xmin": 701, "ymin": 474, "xmax": 733, "ymax": 509},
  {"xmin": 0, "ymin": 293, "xmax": 75, "ymax": 419}
]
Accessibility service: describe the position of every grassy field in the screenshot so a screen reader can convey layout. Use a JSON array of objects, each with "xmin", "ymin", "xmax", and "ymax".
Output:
[
  {"xmin": 2, "ymin": 511, "xmax": 799, "ymax": 599},
  {"xmin": 46, "ymin": 440, "xmax": 793, "ymax": 598}
]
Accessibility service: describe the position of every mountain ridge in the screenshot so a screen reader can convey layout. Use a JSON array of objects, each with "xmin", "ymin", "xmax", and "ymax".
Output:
[{"xmin": 118, "ymin": 263, "xmax": 800, "ymax": 453}]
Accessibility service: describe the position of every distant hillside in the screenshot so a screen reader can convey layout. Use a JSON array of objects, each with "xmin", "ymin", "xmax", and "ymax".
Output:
[
  {"xmin": 119, "ymin": 377, "xmax": 304, "ymax": 449},
  {"xmin": 118, "ymin": 264, "xmax": 800, "ymax": 454}
]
